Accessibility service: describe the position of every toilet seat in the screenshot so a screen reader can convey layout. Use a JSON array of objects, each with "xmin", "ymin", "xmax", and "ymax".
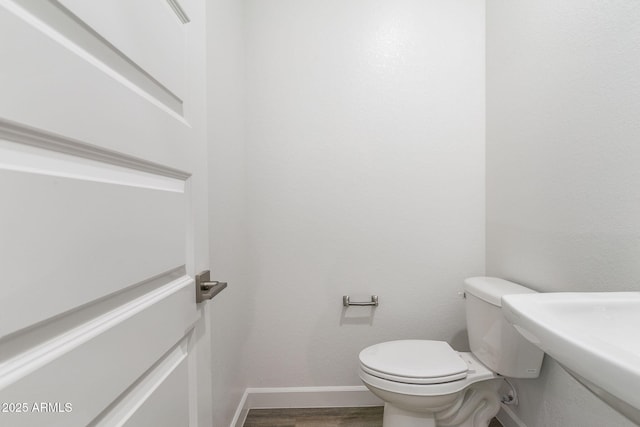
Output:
[
  {"xmin": 359, "ymin": 340, "xmax": 468, "ymax": 384},
  {"xmin": 359, "ymin": 351, "xmax": 499, "ymax": 397}
]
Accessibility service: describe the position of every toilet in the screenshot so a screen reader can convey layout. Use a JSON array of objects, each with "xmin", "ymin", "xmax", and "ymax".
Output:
[{"xmin": 358, "ymin": 277, "xmax": 544, "ymax": 427}]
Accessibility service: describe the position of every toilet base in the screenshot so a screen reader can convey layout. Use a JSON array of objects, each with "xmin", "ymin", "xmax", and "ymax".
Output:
[
  {"xmin": 383, "ymin": 403, "xmax": 437, "ymax": 427},
  {"xmin": 365, "ymin": 377, "xmax": 503, "ymax": 427}
]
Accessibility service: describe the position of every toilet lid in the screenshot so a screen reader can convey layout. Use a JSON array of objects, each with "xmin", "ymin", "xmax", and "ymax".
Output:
[{"xmin": 359, "ymin": 340, "xmax": 468, "ymax": 384}]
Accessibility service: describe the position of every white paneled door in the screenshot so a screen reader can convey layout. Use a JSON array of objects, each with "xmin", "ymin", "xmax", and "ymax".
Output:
[{"xmin": 0, "ymin": 0, "xmax": 210, "ymax": 426}]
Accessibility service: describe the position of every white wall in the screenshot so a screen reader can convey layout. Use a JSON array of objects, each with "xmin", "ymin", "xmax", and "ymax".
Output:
[
  {"xmin": 243, "ymin": 0, "xmax": 485, "ymax": 387},
  {"xmin": 206, "ymin": 0, "xmax": 252, "ymax": 425},
  {"xmin": 487, "ymin": 1, "xmax": 640, "ymax": 426}
]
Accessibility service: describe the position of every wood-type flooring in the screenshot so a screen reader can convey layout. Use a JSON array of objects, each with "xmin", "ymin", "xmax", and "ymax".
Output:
[{"xmin": 243, "ymin": 406, "xmax": 503, "ymax": 427}]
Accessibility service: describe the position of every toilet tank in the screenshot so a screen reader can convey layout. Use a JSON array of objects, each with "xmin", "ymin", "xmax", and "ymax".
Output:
[{"xmin": 464, "ymin": 277, "xmax": 544, "ymax": 378}]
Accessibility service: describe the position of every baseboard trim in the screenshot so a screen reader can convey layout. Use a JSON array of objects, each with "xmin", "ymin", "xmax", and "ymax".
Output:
[
  {"xmin": 497, "ymin": 403, "xmax": 528, "ymax": 427},
  {"xmin": 230, "ymin": 389, "xmax": 250, "ymax": 427},
  {"xmin": 230, "ymin": 386, "xmax": 383, "ymax": 427}
]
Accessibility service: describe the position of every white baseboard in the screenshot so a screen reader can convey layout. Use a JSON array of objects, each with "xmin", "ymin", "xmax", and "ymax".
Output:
[
  {"xmin": 230, "ymin": 389, "xmax": 250, "ymax": 427},
  {"xmin": 497, "ymin": 403, "xmax": 528, "ymax": 427},
  {"xmin": 230, "ymin": 386, "xmax": 383, "ymax": 427}
]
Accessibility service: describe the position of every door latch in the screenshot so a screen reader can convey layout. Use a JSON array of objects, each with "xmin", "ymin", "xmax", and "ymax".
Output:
[{"xmin": 195, "ymin": 270, "xmax": 227, "ymax": 303}]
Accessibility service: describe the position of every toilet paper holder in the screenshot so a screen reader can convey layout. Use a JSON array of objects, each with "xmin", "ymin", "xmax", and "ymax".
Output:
[{"xmin": 343, "ymin": 295, "xmax": 378, "ymax": 307}]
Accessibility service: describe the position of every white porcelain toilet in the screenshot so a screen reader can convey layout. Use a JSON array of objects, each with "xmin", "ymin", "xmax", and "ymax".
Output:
[{"xmin": 358, "ymin": 277, "xmax": 544, "ymax": 427}]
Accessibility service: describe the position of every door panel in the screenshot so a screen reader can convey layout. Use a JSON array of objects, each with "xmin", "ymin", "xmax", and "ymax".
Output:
[
  {"xmin": 0, "ymin": 0, "xmax": 208, "ymax": 425},
  {"xmin": 56, "ymin": 0, "xmax": 187, "ymax": 101},
  {"xmin": 0, "ymin": 1, "xmax": 188, "ymax": 165},
  {"xmin": 110, "ymin": 347, "xmax": 191, "ymax": 427},
  {"xmin": 0, "ymin": 277, "xmax": 194, "ymax": 427},
  {"xmin": 0, "ymin": 160, "xmax": 186, "ymax": 337}
]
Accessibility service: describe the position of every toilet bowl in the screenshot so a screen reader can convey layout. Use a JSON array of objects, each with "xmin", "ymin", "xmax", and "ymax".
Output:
[
  {"xmin": 358, "ymin": 277, "xmax": 545, "ymax": 427},
  {"xmin": 359, "ymin": 340, "xmax": 502, "ymax": 427}
]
